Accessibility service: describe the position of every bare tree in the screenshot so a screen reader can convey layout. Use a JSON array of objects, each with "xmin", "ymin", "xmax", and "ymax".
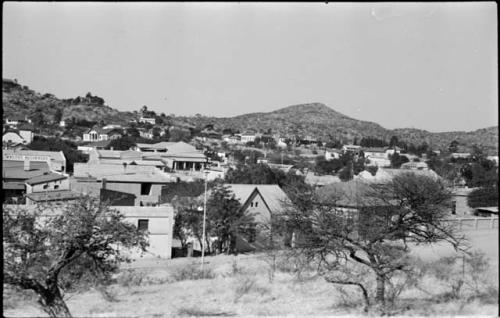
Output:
[
  {"xmin": 3, "ymin": 197, "xmax": 148, "ymax": 317},
  {"xmin": 278, "ymin": 172, "xmax": 466, "ymax": 311}
]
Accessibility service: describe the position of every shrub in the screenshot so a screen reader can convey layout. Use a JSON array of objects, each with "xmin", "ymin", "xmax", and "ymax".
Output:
[
  {"xmin": 171, "ymin": 265, "xmax": 216, "ymax": 282},
  {"xmin": 116, "ymin": 269, "xmax": 146, "ymax": 287}
]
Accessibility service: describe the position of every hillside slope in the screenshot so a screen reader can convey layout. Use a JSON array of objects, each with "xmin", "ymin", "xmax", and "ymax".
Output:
[
  {"xmin": 3, "ymin": 79, "xmax": 497, "ymax": 153},
  {"xmin": 2, "ymin": 79, "xmax": 136, "ymax": 125}
]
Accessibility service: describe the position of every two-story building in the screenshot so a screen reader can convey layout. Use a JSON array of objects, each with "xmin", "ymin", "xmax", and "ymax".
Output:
[
  {"xmin": 3, "ymin": 149, "xmax": 67, "ymax": 173},
  {"xmin": 83, "ymin": 127, "xmax": 123, "ymax": 142}
]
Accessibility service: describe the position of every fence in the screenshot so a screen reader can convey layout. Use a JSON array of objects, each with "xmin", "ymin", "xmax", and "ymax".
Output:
[{"xmin": 445, "ymin": 216, "xmax": 499, "ymax": 230}]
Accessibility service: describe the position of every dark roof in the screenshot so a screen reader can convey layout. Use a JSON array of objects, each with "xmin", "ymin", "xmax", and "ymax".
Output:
[
  {"xmin": 316, "ymin": 180, "xmax": 389, "ymax": 207},
  {"xmin": 25, "ymin": 172, "xmax": 67, "ymax": 185},
  {"xmin": 2, "ymin": 161, "xmax": 51, "ymax": 180},
  {"xmin": 26, "ymin": 190, "xmax": 82, "ymax": 202},
  {"xmin": 2, "ymin": 181, "xmax": 25, "ymax": 190}
]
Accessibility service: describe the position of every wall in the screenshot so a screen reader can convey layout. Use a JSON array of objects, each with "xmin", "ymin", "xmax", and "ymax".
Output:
[
  {"xmin": 26, "ymin": 178, "xmax": 70, "ymax": 194},
  {"xmin": 19, "ymin": 130, "xmax": 33, "ymax": 144},
  {"xmin": 114, "ymin": 205, "xmax": 175, "ymax": 259},
  {"xmin": 3, "ymin": 132, "xmax": 24, "ymax": 144},
  {"xmin": 3, "ymin": 204, "xmax": 175, "ymax": 259}
]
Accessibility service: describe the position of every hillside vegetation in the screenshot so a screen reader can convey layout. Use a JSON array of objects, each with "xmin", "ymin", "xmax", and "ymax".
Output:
[
  {"xmin": 3, "ymin": 79, "xmax": 497, "ymax": 153},
  {"xmin": 2, "ymin": 79, "xmax": 136, "ymax": 125}
]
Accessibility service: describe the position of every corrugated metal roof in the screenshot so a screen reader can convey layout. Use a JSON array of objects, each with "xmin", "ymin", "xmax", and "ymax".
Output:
[
  {"xmin": 3, "ymin": 149, "xmax": 65, "ymax": 162},
  {"xmin": 101, "ymin": 172, "xmax": 175, "ymax": 183},
  {"xmin": 26, "ymin": 190, "xmax": 82, "ymax": 202},
  {"xmin": 26, "ymin": 172, "xmax": 67, "ymax": 185},
  {"xmin": 316, "ymin": 180, "xmax": 387, "ymax": 207}
]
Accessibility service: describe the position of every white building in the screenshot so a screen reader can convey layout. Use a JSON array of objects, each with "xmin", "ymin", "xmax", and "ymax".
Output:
[
  {"xmin": 325, "ymin": 149, "xmax": 341, "ymax": 161},
  {"xmin": 240, "ymin": 134, "xmax": 256, "ymax": 143},
  {"xmin": 139, "ymin": 117, "xmax": 156, "ymax": 125},
  {"xmin": 3, "ymin": 149, "xmax": 67, "ymax": 173}
]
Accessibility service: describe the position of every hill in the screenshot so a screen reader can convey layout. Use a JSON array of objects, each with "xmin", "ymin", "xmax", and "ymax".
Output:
[
  {"xmin": 2, "ymin": 79, "xmax": 497, "ymax": 153},
  {"xmin": 2, "ymin": 79, "xmax": 136, "ymax": 125}
]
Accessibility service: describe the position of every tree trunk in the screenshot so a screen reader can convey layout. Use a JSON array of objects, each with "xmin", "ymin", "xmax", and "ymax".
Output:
[
  {"xmin": 375, "ymin": 274, "xmax": 386, "ymax": 306},
  {"xmin": 39, "ymin": 289, "xmax": 72, "ymax": 318}
]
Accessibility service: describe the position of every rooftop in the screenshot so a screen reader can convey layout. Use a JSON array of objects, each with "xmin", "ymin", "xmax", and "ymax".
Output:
[
  {"xmin": 3, "ymin": 149, "xmax": 65, "ymax": 162},
  {"xmin": 26, "ymin": 172, "xmax": 67, "ymax": 185},
  {"xmin": 2, "ymin": 160, "xmax": 51, "ymax": 180},
  {"xmin": 26, "ymin": 190, "xmax": 82, "ymax": 202},
  {"xmin": 226, "ymin": 184, "xmax": 290, "ymax": 213}
]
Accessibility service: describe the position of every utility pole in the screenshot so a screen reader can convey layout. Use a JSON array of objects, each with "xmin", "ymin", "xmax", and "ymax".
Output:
[{"xmin": 200, "ymin": 170, "xmax": 209, "ymax": 276}]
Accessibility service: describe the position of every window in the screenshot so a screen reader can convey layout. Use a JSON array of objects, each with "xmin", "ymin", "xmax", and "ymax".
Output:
[
  {"xmin": 54, "ymin": 185, "xmax": 59, "ymax": 190},
  {"xmin": 250, "ymin": 202, "xmax": 254, "ymax": 207},
  {"xmin": 138, "ymin": 219, "xmax": 149, "ymax": 231},
  {"xmin": 43, "ymin": 184, "xmax": 49, "ymax": 189},
  {"xmin": 254, "ymin": 202, "xmax": 258, "ymax": 207},
  {"xmin": 141, "ymin": 183, "xmax": 152, "ymax": 195}
]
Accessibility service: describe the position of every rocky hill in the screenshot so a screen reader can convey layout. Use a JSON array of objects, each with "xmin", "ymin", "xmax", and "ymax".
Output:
[
  {"xmin": 2, "ymin": 79, "xmax": 136, "ymax": 125},
  {"xmin": 2, "ymin": 79, "xmax": 497, "ymax": 153}
]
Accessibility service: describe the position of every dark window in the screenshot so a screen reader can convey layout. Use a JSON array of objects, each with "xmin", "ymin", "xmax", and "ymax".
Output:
[
  {"xmin": 141, "ymin": 183, "xmax": 152, "ymax": 195},
  {"xmin": 54, "ymin": 185, "xmax": 59, "ymax": 189},
  {"xmin": 138, "ymin": 219, "xmax": 149, "ymax": 231},
  {"xmin": 43, "ymin": 184, "xmax": 49, "ymax": 189},
  {"xmin": 255, "ymin": 202, "xmax": 258, "ymax": 207}
]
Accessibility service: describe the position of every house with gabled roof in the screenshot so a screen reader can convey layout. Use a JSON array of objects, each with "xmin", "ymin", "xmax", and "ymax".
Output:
[{"xmin": 225, "ymin": 184, "xmax": 290, "ymax": 251}]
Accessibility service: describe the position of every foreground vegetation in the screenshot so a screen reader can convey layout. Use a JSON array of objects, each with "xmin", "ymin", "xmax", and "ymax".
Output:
[{"xmin": 4, "ymin": 234, "xmax": 498, "ymax": 317}]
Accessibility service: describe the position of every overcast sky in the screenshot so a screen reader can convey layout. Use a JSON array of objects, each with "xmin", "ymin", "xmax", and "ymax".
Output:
[{"xmin": 3, "ymin": 2, "xmax": 497, "ymax": 132}]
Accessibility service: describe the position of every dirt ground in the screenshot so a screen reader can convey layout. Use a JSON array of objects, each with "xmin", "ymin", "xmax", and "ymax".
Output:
[{"xmin": 4, "ymin": 228, "xmax": 498, "ymax": 317}]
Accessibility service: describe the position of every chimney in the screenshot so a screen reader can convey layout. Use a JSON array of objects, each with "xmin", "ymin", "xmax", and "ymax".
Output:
[
  {"xmin": 102, "ymin": 178, "xmax": 107, "ymax": 190},
  {"xmin": 110, "ymin": 147, "xmax": 114, "ymax": 151},
  {"xmin": 24, "ymin": 158, "xmax": 31, "ymax": 171}
]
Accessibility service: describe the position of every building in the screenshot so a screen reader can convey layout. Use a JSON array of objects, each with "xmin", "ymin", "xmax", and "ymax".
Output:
[
  {"xmin": 3, "ymin": 149, "xmax": 67, "ymax": 173},
  {"xmin": 225, "ymin": 184, "xmax": 290, "ymax": 251},
  {"xmin": 487, "ymin": 156, "xmax": 499, "ymax": 166},
  {"xmin": 400, "ymin": 161, "xmax": 429, "ymax": 170},
  {"xmin": 139, "ymin": 117, "xmax": 156, "ymax": 125},
  {"xmin": 450, "ymin": 153, "xmax": 472, "ymax": 160},
  {"xmin": 5, "ymin": 116, "xmax": 31, "ymax": 127},
  {"xmin": 450, "ymin": 187, "xmax": 476, "ymax": 216},
  {"xmin": 3, "ymin": 131, "xmax": 26, "ymax": 146},
  {"xmin": 72, "ymin": 162, "xmax": 176, "ymax": 206},
  {"xmin": 2, "ymin": 158, "xmax": 73, "ymax": 205},
  {"xmin": 240, "ymin": 133, "xmax": 256, "ymax": 143},
  {"xmin": 342, "ymin": 145, "xmax": 362, "ymax": 155},
  {"xmin": 363, "ymin": 147, "xmax": 391, "ymax": 167},
  {"xmin": 83, "ymin": 127, "xmax": 123, "ymax": 142},
  {"xmin": 356, "ymin": 168, "xmax": 440, "ymax": 184},
  {"xmin": 142, "ymin": 141, "xmax": 208, "ymax": 172},
  {"xmin": 473, "ymin": 206, "xmax": 498, "ymax": 217},
  {"xmin": 325, "ymin": 149, "xmax": 341, "ymax": 161},
  {"xmin": 3, "ymin": 204, "xmax": 175, "ymax": 259},
  {"xmin": 77, "ymin": 140, "xmax": 113, "ymax": 154}
]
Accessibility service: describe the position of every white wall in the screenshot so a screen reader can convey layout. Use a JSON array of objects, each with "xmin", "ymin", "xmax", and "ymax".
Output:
[{"xmin": 27, "ymin": 178, "xmax": 70, "ymax": 194}]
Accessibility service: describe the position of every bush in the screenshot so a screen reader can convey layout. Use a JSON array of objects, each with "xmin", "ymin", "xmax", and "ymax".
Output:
[
  {"xmin": 170, "ymin": 265, "xmax": 216, "ymax": 282},
  {"xmin": 116, "ymin": 269, "xmax": 147, "ymax": 287},
  {"xmin": 233, "ymin": 275, "xmax": 270, "ymax": 303}
]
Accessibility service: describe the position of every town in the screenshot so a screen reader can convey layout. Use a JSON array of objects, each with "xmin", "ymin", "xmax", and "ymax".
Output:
[{"xmin": 3, "ymin": 3, "xmax": 498, "ymax": 318}]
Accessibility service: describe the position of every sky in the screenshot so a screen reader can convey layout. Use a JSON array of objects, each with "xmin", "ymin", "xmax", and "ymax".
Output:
[{"xmin": 2, "ymin": 2, "xmax": 498, "ymax": 132}]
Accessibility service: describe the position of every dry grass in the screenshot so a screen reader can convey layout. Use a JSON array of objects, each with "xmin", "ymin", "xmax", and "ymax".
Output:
[{"xmin": 4, "ymin": 230, "xmax": 498, "ymax": 317}]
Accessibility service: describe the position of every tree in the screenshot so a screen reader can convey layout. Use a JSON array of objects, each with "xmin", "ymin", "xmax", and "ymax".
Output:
[
  {"xmin": 449, "ymin": 140, "xmax": 459, "ymax": 153},
  {"xmin": 54, "ymin": 108, "xmax": 63, "ymax": 123},
  {"xmin": 467, "ymin": 184, "xmax": 499, "ymax": 209},
  {"xmin": 207, "ymin": 184, "xmax": 255, "ymax": 254},
  {"xmin": 108, "ymin": 136, "xmax": 137, "ymax": 151},
  {"xmin": 338, "ymin": 162, "xmax": 354, "ymax": 181},
  {"xmin": 169, "ymin": 127, "xmax": 191, "ymax": 142},
  {"xmin": 389, "ymin": 152, "xmax": 409, "ymax": 168},
  {"xmin": 278, "ymin": 173, "xmax": 463, "ymax": 310},
  {"xmin": 3, "ymin": 197, "xmax": 148, "ymax": 317},
  {"xmin": 389, "ymin": 136, "xmax": 399, "ymax": 148}
]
